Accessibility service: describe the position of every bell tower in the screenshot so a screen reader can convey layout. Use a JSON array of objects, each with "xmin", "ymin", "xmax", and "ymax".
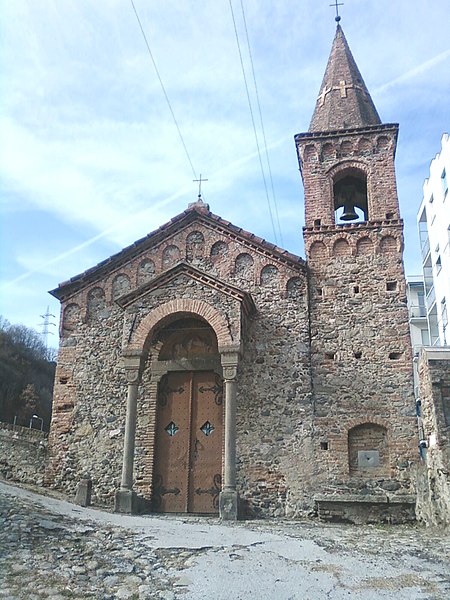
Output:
[{"xmin": 296, "ymin": 25, "xmax": 417, "ymax": 518}]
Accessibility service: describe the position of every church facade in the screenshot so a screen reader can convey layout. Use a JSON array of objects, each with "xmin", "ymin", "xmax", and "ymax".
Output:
[{"xmin": 46, "ymin": 25, "xmax": 418, "ymax": 522}]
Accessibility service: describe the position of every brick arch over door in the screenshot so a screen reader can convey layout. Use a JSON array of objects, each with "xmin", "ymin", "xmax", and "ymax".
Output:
[{"xmin": 124, "ymin": 298, "xmax": 235, "ymax": 353}]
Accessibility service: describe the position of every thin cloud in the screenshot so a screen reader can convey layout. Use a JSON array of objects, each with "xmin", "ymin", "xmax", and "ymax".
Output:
[
  {"xmin": 375, "ymin": 49, "xmax": 450, "ymax": 94},
  {"xmin": 1, "ymin": 132, "xmax": 290, "ymax": 290}
]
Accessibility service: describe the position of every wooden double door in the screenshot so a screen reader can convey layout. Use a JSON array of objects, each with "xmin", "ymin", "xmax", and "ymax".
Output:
[{"xmin": 152, "ymin": 370, "xmax": 223, "ymax": 514}]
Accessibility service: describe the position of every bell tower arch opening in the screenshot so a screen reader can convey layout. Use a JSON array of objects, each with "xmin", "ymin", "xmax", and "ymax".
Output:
[{"xmin": 333, "ymin": 168, "xmax": 368, "ymax": 224}]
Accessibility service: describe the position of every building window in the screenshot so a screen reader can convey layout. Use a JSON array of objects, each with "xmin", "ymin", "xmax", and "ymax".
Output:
[
  {"xmin": 421, "ymin": 329, "xmax": 430, "ymax": 345},
  {"xmin": 417, "ymin": 290, "xmax": 426, "ymax": 317},
  {"xmin": 436, "ymin": 256, "xmax": 442, "ymax": 274},
  {"xmin": 442, "ymin": 168, "xmax": 448, "ymax": 198},
  {"xmin": 418, "ymin": 209, "xmax": 430, "ymax": 259}
]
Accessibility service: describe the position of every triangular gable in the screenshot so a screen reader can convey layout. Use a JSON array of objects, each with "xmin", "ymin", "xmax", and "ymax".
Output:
[
  {"xmin": 49, "ymin": 202, "xmax": 306, "ymax": 300},
  {"xmin": 115, "ymin": 261, "xmax": 257, "ymax": 317}
]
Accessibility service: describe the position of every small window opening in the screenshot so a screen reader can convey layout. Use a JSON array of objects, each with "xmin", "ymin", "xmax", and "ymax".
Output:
[
  {"xmin": 320, "ymin": 441, "xmax": 329, "ymax": 450},
  {"xmin": 353, "ymin": 285, "xmax": 360, "ymax": 294},
  {"xmin": 325, "ymin": 351, "xmax": 335, "ymax": 360},
  {"xmin": 354, "ymin": 351, "xmax": 362, "ymax": 359},
  {"xmin": 389, "ymin": 351, "xmax": 402, "ymax": 360},
  {"xmin": 436, "ymin": 256, "xmax": 442, "ymax": 273},
  {"xmin": 59, "ymin": 377, "xmax": 69, "ymax": 384},
  {"xmin": 334, "ymin": 173, "xmax": 368, "ymax": 224},
  {"xmin": 386, "ymin": 281, "xmax": 397, "ymax": 291},
  {"xmin": 386, "ymin": 212, "xmax": 394, "ymax": 219},
  {"xmin": 314, "ymin": 219, "xmax": 321, "ymax": 227},
  {"xmin": 317, "ymin": 287, "xmax": 323, "ymax": 297}
]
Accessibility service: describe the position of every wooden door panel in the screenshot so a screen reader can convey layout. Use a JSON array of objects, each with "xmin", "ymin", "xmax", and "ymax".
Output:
[
  {"xmin": 153, "ymin": 372, "xmax": 191, "ymax": 512},
  {"xmin": 188, "ymin": 372, "xmax": 223, "ymax": 513}
]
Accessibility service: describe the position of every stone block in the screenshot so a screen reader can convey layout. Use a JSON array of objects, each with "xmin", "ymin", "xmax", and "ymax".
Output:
[
  {"xmin": 74, "ymin": 477, "xmax": 92, "ymax": 507},
  {"xmin": 219, "ymin": 489, "xmax": 239, "ymax": 520},
  {"xmin": 115, "ymin": 488, "xmax": 138, "ymax": 513}
]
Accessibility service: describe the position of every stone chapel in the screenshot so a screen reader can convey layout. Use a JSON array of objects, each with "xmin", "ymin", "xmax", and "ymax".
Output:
[{"xmin": 46, "ymin": 25, "xmax": 418, "ymax": 522}]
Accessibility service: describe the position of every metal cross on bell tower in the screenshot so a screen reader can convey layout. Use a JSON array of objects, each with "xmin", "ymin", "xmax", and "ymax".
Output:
[{"xmin": 330, "ymin": 0, "xmax": 344, "ymax": 22}]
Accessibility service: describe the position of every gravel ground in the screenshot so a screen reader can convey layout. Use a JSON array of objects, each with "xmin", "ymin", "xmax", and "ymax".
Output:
[{"xmin": 0, "ymin": 480, "xmax": 449, "ymax": 599}]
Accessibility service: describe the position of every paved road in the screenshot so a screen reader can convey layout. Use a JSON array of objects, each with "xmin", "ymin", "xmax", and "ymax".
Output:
[{"xmin": 0, "ymin": 481, "xmax": 449, "ymax": 599}]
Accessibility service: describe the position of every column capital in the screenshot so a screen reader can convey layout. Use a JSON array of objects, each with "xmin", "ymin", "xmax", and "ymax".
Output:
[
  {"xmin": 123, "ymin": 351, "xmax": 144, "ymax": 384},
  {"xmin": 220, "ymin": 350, "xmax": 240, "ymax": 380},
  {"xmin": 222, "ymin": 365, "xmax": 237, "ymax": 380},
  {"xmin": 124, "ymin": 369, "xmax": 141, "ymax": 384}
]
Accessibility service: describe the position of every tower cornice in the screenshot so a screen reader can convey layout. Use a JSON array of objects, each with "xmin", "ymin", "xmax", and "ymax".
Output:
[{"xmin": 295, "ymin": 123, "xmax": 398, "ymax": 143}]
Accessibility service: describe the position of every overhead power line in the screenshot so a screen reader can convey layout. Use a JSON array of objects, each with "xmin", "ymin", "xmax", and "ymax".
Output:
[
  {"xmin": 229, "ymin": 0, "xmax": 281, "ymax": 246},
  {"xmin": 238, "ymin": 0, "xmax": 283, "ymax": 247},
  {"xmin": 130, "ymin": 0, "xmax": 197, "ymax": 180}
]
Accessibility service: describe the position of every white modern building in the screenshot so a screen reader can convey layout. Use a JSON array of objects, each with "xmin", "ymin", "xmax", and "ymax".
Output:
[{"xmin": 417, "ymin": 133, "xmax": 450, "ymax": 347}]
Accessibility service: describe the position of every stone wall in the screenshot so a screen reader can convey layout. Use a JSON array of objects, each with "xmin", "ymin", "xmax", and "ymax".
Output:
[
  {"xmin": 304, "ymin": 224, "xmax": 417, "ymax": 502},
  {"xmin": 46, "ymin": 210, "xmax": 314, "ymax": 516},
  {"xmin": 46, "ymin": 199, "xmax": 419, "ymax": 521},
  {"xmin": 0, "ymin": 422, "xmax": 48, "ymax": 486},
  {"xmin": 416, "ymin": 348, "xmax": 450, "ymax": 527},
  {"xmin": 296, "ymin": 123, "xmax": 417, "ymax": 522}
]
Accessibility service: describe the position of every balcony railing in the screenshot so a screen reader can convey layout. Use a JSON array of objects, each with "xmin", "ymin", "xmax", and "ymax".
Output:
[
  {"xmin": 409, "ymin": 304, "xmax": 427, "ymax": 319},
  {"xmin": 426, "ymin": 285, "xmax": 436, "ymax": 308},
  {"xmin": 420, "ymin": 237, "xmax": 430, "ymax": 260}
]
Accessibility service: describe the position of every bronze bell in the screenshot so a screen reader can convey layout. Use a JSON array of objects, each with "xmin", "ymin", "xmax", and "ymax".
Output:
[{"xmin": 340, "ymin": 201, "xmax": 358, "ymax": 221}]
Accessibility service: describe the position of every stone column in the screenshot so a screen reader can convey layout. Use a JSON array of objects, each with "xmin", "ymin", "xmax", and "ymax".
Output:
[
  {"xmin": 219, "ymin": 351, "xmax": 240, "ymax": 520},
  {"xmin": 115, "ymin": 353, "xmax": 143, "ymax": 513}
]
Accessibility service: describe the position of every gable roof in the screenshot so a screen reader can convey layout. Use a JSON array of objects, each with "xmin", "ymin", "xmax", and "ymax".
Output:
[
  {"xmin": 49, "ymin": 201, "xmax": 306, "ymax": 301},
  {"xmin": 309, "ymin": 25, "xmax": 381, "ymax": 133},
  {"xmin": 115, "ymin": 261, "xmax": 257, "ymax": 317}
]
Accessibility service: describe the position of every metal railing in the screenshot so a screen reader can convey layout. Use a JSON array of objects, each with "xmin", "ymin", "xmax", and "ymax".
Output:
[
  {"xmin": 426, "ymin": 286, "xmax": 436, "ymax": 308},
  {"xmin": 420, "ymin": 237, "xmax": 430, "ymax": 260},
  {"xmin": 409, "ymin": 304, "xmax": 427, "ymax": 319}
]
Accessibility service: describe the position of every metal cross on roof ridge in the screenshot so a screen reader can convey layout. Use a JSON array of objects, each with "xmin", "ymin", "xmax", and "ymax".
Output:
[
  {"xmin": 330, "ymin": 0, "xmax": 344, "ymax": 22},
  {"xmin": 193, "ymin": 173, "xmax": 208, "ymax": 199}
]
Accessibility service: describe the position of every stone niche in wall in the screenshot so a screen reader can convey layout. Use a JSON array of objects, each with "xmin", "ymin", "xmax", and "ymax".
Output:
[{"xmin": 348, "ymin": 423, "xmax": 390, "ymax": 478}]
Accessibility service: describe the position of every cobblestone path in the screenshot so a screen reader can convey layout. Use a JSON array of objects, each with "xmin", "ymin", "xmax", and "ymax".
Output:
[{"xmin": 0, "ymin": 482, "xmax": 449, "ymax": 599}]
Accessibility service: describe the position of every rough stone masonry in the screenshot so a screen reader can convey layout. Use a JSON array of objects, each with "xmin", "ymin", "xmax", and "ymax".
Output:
[{"xmin": 43, "ymin": 24, "xmax": 422, "ymax": 523}]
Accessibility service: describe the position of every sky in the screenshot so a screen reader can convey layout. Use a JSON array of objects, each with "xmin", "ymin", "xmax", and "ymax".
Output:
[{"xmin": 1, "ymin": 0, "xmax": 449, "ymax": 349}]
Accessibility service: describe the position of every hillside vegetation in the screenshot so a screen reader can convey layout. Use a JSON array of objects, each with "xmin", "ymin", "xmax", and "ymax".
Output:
[{"xmin": 0, "ymin": 317, "xmax": 55, "ymax": 431}]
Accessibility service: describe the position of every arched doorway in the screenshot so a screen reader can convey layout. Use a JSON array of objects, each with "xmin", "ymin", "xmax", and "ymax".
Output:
[{"xmin": 151, "ymin": 317, "xmax": 223, "ymax": 514}]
